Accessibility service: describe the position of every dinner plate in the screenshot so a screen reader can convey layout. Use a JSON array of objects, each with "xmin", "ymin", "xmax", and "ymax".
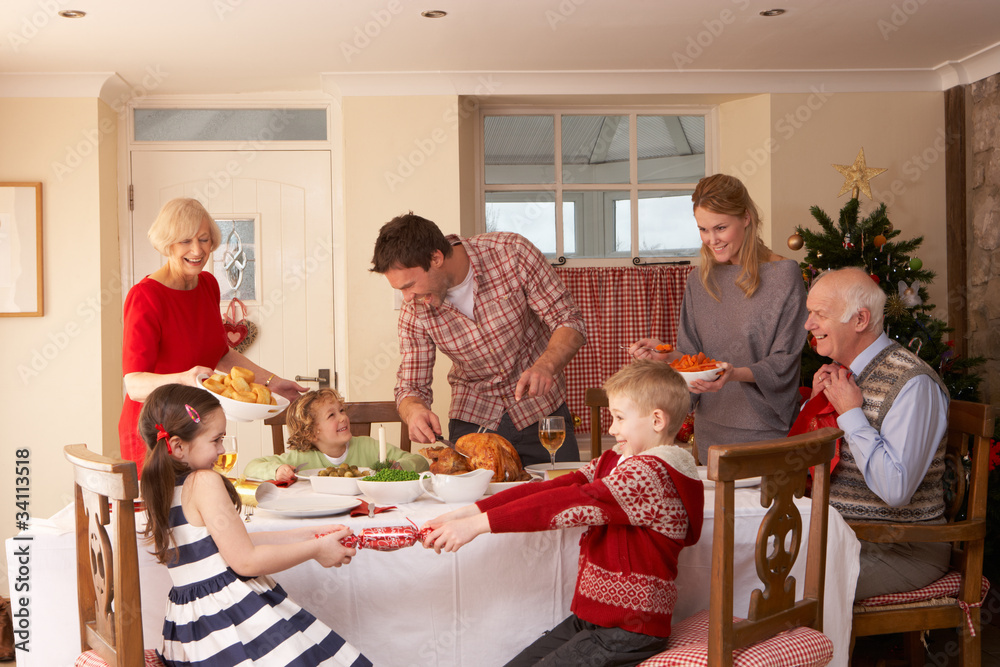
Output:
[
  {"xmin": 256, "ymin": 495, "xmax": 361, "ymax": 517},
  {"xmin": 524, "ymin": 461, "xmax": 587, "ymax": 475},
  {"xmin": 696, "ymin": 466, "xmax": 761, "ymax": 489},
  {"xmin": 486, "ymin": 473, "xmax": 542, "ymax": 495}
]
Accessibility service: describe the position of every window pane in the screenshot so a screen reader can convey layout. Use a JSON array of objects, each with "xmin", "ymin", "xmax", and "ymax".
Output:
[
  {"xmin": 562, "ymin": 115, "xmax": 629, "ymax": 184},
  {"xmin": 637, "ymin": 115, "xmax": 705, "ymax": 184},
  {"xmin": 484, "ymin": 116, "xmax": 554, "ymax": 184},
  {"xmin": 637, "ymin": 191, "xmax": 700, "ymax": 257},
  {"xmin": 485, "ymin": 193, "xmax": 557, "ymax": 254},
  {"xmin": 134, "ymin": 109, "xmax": 327, "ymax": 141}
]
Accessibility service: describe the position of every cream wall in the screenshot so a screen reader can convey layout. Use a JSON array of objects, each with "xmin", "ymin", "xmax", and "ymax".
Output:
[
  {"xmin": 340, "ymin": 96, "xmax": 463, "ymax": 438},
  {"xmin": 768, "ymin": 92, "xmax": 948, "ymax": 318},
  {"xmin": 0, "ymin": 97, "xmax": 120, "ymax": 596},
  {"xmin": 719, "ymin": 94, "xmax": 774, "ymax": 244}
]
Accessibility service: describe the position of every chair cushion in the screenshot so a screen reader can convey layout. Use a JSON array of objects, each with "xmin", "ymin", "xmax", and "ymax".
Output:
[
  {"xmin": 75, "ymin": 648, "xmax": 164, "ymax": 667},
  {"xmin": 638, "ymin": 609, "xmax": 834, "ymax": 667},
  {"xmin": 855, "ymin": 571, "xmax": 990, "ymax": 608}
]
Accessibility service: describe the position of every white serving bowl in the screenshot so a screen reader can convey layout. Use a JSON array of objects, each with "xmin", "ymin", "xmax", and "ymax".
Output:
[
  {"xmin": 419, "ymin": 469, "xmax": 492, "ymax": 503},
  {"xmin": 677, "ymin": 367, "xmax": 723, "ymax": 388},
  {"xmin": 300, "ymin": 468, "xmax": 371, "ymax": 496},
  {"xmin": 356, "ymin": 478, "xmax": 424, "ymax": 505},
  {"xmin": 196, "ymin": 374, "xmax": 290, "ymax": 422}
]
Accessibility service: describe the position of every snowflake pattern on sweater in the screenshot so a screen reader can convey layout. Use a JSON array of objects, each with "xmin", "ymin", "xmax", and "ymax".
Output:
[{"xmin": 578, "ymin": 559, "xmax": 678, "ymax": 615}]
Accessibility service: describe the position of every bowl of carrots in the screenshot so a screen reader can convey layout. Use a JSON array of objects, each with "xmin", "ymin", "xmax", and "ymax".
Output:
[{"xmin": 670, "ymin": 352, "xmax": 723, "ymax": 387}]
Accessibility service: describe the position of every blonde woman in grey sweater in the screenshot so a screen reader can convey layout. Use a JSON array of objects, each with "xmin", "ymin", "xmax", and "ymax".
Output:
[{"xmin": 630, "ymin": 174, "xmax": 807, "ymax": 464}]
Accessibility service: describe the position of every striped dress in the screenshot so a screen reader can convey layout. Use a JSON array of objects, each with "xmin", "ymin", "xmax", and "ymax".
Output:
[{"xmin": 157, "ymin": 480, "xmax": 370, "ymax": 667}]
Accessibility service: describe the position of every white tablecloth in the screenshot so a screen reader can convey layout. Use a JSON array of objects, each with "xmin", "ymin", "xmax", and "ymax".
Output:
[{"xmin": 6, "ymin": 482, "xmax": 859, "ymax": 667}]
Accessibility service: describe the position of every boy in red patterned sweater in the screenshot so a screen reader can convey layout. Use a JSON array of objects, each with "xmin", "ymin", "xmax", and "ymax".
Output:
[{"xmin": 421, "ymin": 360, "xmax": 704, "ymax": 666}]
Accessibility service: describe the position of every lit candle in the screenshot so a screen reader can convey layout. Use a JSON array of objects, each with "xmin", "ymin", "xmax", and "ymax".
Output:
[{"xmin": 378, "ymin": 426, "xmax": 387, "ymax": 462}]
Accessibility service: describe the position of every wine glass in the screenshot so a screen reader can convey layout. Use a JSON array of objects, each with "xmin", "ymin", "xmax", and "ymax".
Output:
[
  {"xmin": 538, "ymin": 416, "xmax": 566, "ymax": 470},
  {"xmin": 214, "ymin": 435, "xmax": 238, "ymax": 476}
]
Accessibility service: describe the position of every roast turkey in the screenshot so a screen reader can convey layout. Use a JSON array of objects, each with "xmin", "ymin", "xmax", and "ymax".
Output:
[
  {"xmin": 420, "ymin": 446, "xmax": 472, "ymax": 475},
  {"xmin": 456, "ymin": 432, "xmax": 531, "ymax": 483}
]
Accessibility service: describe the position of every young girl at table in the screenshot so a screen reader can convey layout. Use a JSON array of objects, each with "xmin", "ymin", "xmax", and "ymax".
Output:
[
  {"xmin": 421, "ymin": 360, "xmax": 705, "ymax": 667},
  {"xmin": 139, "ymin": 384, "xmax": 372, "ymax": 667},
  {"xmin": 244, "ymin": 388, "xmax": 428, "ymax": 483}
]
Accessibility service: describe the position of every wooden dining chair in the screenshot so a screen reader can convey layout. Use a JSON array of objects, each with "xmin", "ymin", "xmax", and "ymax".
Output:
[
  {"xmin": 584, "ymin": 387, "xmax": 608, "ymax": 461},
  {"xmin": 639, "ymin": 427, "xmax": 843, "ymax": 667},
  {"xmin": 848, "ymin": 400, "xmax": 995, "ymax": 667},
  {"xmin": 64, "ymin": 444, "xmax": 163, "ymax": 667},
  {"xmin": 264, "ymin": 400, "xmax": 411, "ymax": 455}
]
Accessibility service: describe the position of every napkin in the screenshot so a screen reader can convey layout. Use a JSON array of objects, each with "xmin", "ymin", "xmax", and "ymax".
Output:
[{"xmin": 351, "ymin": 500, "xmax": 396, "ymax": 517}]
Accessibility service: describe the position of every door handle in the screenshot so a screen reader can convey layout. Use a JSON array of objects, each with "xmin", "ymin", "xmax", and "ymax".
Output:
[{"xmin": 294, "ymin": 368, "xmax": 331, "ymax": 389}]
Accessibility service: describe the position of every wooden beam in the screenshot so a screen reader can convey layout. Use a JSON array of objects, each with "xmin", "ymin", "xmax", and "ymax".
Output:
[{"xmin": 944, "ymin": 85, "xmax": 968, "ymax": 358}]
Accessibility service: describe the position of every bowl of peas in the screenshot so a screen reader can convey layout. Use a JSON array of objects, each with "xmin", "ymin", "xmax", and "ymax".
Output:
[{"xmin": 356, "ymin": 468, "xmax": 425, "ymax": 505}]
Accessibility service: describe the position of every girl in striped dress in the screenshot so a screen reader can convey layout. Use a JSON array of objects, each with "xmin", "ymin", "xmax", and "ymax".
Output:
[{"xmin": 139, "ymin": 384, "xmax": 371, "ymax": 667}]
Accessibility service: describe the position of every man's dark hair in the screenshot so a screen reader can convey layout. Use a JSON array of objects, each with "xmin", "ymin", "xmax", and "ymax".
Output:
[{"xmin": 370, "ymin": 212, "xmax": 454, "ymax": 273}]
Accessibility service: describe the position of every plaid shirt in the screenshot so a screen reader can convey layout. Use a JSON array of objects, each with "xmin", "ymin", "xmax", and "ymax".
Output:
[{"xmin": 395, "ymin": 233, "xmax": 586, "ymax": 431}]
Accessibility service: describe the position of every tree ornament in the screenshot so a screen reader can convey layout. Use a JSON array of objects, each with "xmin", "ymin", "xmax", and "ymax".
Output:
[
  {"xmin": 842, "ymin": 232, "xmax": 855, "ymax": 249},
  {"xmin": 898, "ymin": 280, "xmax": 922, "ymax": 307},
  {"xmin": 816, "ymin": 251, "xmax": 823, "ymax": 259},
  {"xmin": 907, "ymin": 336, "xmax": 924, "ymax": 357},
  {"xmin": 909, "ymin": 257, "xmax": 923, "ymax": 271},
  {"xmin": 787, "ymin": 232, "xmax": 804, "ymax": 251},
  {"xmin": 832, "ymin": 148, "xmax": 888, "ymax": 200},
  {"xmin": 873, "ymin": 234, "xmax": 887, "ymax": 249},
  {"xmin": 870, "ymin": 273, "xmax": 881, "ymax": 284}
]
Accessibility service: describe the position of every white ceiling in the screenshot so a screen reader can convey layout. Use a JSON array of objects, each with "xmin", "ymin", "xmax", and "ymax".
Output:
[{"xmin": 2, "ymin": 0, "xmax": 1000, "ymax": 98}]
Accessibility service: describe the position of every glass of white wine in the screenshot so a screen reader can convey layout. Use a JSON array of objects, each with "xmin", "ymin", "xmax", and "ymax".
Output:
[
  {"xmin": 539, "ymin": 416, "xmax": 566, "ymax": 470},
  {"xmin": 214, "ymin": 435, "xmax": 238, "ymax": 477}
]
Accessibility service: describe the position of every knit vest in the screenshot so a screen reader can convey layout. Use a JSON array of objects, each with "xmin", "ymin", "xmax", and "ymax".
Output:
[{"xmin": 829, "ymin": 342, "xmax": 949, "ymax": 522}]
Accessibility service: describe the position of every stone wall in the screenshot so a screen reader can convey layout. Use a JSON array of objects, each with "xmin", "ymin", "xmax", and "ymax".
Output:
[{"xmin": 969, "ymin": 73, "xmax": 1000, "ymax": 406}]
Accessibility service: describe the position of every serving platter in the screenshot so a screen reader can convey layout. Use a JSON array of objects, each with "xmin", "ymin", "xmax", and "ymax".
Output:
[
  {"xmin": 696, "ymin": 466, "xmax": 761, "ymax": 489},
  {"xmin": 486, "ymin": 474, "xmax": 542, "ymax": 495},
  {"xmin": 256, "ymin": 495, "xmax": 361, "ymax": 517},
  {"xmin": 196, "ymin": 373, "xmax": 290, "ymax": 422}
]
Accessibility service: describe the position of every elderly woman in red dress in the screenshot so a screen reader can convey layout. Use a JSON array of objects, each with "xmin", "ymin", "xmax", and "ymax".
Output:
[{"xmin": 118, "ymin": 198, "xmax": 305, "ymax": 472}]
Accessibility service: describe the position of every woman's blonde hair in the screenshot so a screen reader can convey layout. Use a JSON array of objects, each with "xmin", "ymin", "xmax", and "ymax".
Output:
[
  {"xmin": 603, "ymin": 360, "xmax": 690, "ymax": 440},
  {"xmin": 147, "ymin": 198, "xmax": 221, "ymax": 256},
  {"xmin": 692, "ymin": 174, "xmax": 772, "ymax": 301},
  {"xmin": 286, "ymin": 388, "xmax": 347, "ymax": 451}
]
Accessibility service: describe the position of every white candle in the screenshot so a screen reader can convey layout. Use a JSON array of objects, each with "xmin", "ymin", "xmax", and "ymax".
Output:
[{"xmin": 378, "ymin": 426, "xmax": 387, "ymax": 462}]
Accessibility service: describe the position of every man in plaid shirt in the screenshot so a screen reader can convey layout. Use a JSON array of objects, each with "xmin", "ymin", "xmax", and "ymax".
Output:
[{"xmin": 371, "ymin": 213, "xmax": 587, "ymax": 466}]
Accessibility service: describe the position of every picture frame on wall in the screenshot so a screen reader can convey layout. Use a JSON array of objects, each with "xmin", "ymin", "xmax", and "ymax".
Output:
[{"xmin": 0, "ymin": 182, "xmax": 43, "ymax": 317}]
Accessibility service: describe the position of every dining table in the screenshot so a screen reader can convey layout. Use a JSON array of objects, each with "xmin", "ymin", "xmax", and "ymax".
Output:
[{"xmin": 6, "ymin": 476, "xmax": 860, "ymax": 667}]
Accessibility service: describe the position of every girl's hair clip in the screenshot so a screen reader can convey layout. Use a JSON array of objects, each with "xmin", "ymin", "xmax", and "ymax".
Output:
[{"xmin": 185, "ymin": 404, "xmax": 201, "ymax": 423}]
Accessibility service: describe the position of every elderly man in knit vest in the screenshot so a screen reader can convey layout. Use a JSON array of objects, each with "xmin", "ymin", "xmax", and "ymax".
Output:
[{"xmin": 804, "ymin": 266, "xmax": 950, "ymax": 600}]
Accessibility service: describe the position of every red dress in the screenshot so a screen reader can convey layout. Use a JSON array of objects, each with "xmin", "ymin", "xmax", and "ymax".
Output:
[{"xmin": 118, "ymin": 273, "xmax": 229, "ymax": 471}]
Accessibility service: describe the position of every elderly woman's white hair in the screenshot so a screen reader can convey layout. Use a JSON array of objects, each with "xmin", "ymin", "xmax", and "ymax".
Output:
[
  {"xmin": 147, "ymin": 198, "xmax": 221, "ymax": 256},
  {"xmin": 810, "ymin": 267, "xmax": 886, "ymax": 333}
]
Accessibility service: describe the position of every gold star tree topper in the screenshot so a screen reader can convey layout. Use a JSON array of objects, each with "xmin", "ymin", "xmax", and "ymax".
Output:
[{"xmin": 833, "ymin": 148, "xmax": 887, "ymax": 200}]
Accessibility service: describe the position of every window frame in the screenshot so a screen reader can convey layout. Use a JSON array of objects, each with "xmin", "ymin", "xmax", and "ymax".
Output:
[{"xmin": 475, "ymin": 105, "xmax": 719, "ymax": 266}]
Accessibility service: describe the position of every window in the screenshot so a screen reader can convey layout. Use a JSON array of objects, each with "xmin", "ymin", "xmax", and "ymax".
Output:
[{"xmin": 479, "ymin": 109, "xmax": 714, "ymax": 262}]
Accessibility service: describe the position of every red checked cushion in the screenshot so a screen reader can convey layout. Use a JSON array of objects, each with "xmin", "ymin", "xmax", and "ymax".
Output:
[
  {"xmin": 75, "ymin": 649, "xmax": 164, "ymax": 667},
  {"xmin": 855, "ymin": 571, "xmax": 990, "ymax": 607},
  {"xmin": 639, "ymin": 610, "xmax": 833, "ymax": 667}
]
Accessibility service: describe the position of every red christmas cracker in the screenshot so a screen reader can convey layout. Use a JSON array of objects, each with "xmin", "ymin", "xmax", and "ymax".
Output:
[{"xmin": 315, "ymin": 519, "xmax": 432, "ymax": 552}]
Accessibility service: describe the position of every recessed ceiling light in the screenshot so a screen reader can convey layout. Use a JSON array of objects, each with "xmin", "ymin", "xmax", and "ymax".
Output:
[
  {"xmin": 421, "ymin": 10, "xmax": 447, "ymax": 18},
  {"xmin": 58, "ymin": 9, "xmax": 87, "ymax": 18},
  {"xmin": 759, "ymin": 9, "xmax": 786, "ymax": 16}
]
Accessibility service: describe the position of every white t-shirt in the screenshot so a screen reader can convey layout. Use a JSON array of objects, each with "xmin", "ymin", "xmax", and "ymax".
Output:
[{"xmin": 446, "ymin": 266, "xmax": 475, "ymax": 319}]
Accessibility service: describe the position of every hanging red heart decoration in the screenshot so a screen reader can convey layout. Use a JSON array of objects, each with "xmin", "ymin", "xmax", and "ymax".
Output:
[
  {"xmin": 224, "ymin": 319, "xmax": 249, "ymax": 348},
  {"xmin": 222, "ymin": 298, "xmax": 257, "ymax": 353}
]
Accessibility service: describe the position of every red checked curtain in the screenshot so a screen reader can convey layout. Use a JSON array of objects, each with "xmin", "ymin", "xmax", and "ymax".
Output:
[{"xmin": 555, "ymin": 265, "xmax": 695, "ymax": 435}]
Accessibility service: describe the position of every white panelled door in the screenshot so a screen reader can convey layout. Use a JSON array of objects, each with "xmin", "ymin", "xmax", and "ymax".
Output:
[{"xmin": 130, "ymin": 150, "xmax": 333, "ymax": 471}]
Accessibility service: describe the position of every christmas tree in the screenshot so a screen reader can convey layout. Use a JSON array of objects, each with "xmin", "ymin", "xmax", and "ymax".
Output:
[{"xmin": 790, "ymin": 149, "xmax": 983, "ymax": 401}]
